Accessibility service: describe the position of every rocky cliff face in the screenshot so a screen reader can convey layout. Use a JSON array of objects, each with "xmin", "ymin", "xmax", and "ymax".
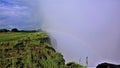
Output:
[{"xmin": 96, "ymin": 63, "xmax": 120, "ymax": 68}]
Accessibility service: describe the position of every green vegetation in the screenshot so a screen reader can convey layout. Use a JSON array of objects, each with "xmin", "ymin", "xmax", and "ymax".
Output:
[
  {"xmin": 66, "ymin": 62, "xmax": 86, "ymax": 68},
  {"xmin": 0, "ymin": 32, "xmax": 30, "ymax": 42},
  {"xmin": 0, "ymin": 32, "xmax": 86, "ymax": 68}
]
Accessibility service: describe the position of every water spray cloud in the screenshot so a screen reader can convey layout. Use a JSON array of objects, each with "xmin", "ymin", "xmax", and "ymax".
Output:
[{"xmin": 39, "ymin": 0, "xmax": 120, "ymax": 66}]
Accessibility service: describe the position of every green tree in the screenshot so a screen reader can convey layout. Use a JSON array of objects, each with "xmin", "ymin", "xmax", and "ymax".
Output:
[
  {"xmin": 11, "ymin": 28, "xmax": 19, "ymax": 32},
  {"xmin": 0, "ymin": 29, "xmax": 9, "ymax": 32}
]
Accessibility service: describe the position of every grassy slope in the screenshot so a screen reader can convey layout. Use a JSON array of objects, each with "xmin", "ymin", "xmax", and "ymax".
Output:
[
  {"xmin": 0, "ymin": 32, "xmax": 30, "ymax": 42},
  {"xmin": 0, "ymin": 32, "xmax": 86, "ymax": 68}
]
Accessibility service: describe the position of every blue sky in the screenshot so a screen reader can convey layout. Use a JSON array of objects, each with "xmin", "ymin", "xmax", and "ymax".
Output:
[{"xmin": 0, "ymin": 0, "xmax": 41, "ymax": 30}]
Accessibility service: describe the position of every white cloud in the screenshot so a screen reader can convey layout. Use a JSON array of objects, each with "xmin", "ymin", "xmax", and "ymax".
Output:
[
  {"xmin": 0, "ymin": 5, "xmax": 31, "ymax": 17},
  {"xmin": 0, "ymin": 0, "xmax": 42, "ymax": 30}
]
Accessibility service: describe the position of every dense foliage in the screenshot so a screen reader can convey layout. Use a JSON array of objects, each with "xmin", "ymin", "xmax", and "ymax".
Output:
[
  {"xmin": 66, "ymin": 62, "xmax": 86, "ymax": 68},
  {"xmin": 0, "ymin": 32, "xmax": 86, "ymax": 68}
]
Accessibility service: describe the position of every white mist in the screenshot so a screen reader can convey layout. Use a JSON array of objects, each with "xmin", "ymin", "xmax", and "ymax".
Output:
[{"xmin": 39, "ymin": 0, "xmax": 120, "ymax": 67}]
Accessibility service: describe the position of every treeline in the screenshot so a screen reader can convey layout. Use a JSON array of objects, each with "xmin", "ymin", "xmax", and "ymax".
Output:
[{"xmin": 0, "ymin": 28, "xmax": 38, "ymax": 32}]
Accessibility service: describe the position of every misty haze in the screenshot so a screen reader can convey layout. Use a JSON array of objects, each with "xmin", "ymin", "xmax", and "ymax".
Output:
[{"xmin": 40, "ymin": 0, "xmax": 120, "ymax": 67}]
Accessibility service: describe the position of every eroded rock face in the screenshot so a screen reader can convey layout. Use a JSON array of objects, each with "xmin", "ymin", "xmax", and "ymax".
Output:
[{"xmin": 96, "ymin": 63, "xmax": 120, "ymax": 68}]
